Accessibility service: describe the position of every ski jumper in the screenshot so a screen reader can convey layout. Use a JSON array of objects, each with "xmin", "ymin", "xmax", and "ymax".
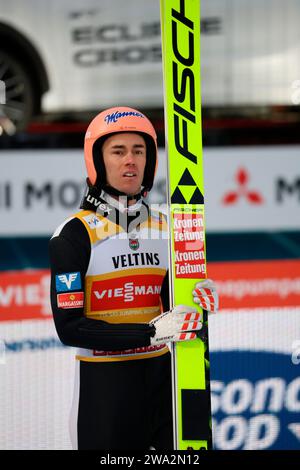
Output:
[{"xmin": 49, "ymin": 189, "xmax": 173, "ymax": 449}]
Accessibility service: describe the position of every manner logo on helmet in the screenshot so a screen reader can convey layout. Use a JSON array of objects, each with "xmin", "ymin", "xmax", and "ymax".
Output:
[
  {"xmin": 171, "ymin": 168, "xmax": 204, "ymax": 204},
  {"xmin": 55, "ymin": 272, "xmax": 81, "ymax": 292},
  {"xmin": 104, "ymin": 111, "xmax": 144, "ymax": 125}
]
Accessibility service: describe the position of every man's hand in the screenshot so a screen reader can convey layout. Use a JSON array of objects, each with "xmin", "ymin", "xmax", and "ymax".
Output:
[
  {"xmin": 192, "ymin": 278, "xmax": 218, "ymax": 313},
  {"xmin": 149, "ymin": 305, "xmax": 202, "ymax": 346}
]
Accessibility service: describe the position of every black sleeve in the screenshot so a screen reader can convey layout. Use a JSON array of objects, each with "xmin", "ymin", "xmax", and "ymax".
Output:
[
  {"xmin": 49, "ymin": 217, "xmax": 155, "ymax": 351},
  {"xmin": 160, "ymin": 270, "xmax": 170, "ymax": 312}
]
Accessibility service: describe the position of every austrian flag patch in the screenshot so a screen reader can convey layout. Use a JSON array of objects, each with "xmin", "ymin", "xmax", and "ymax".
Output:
[{"xmin": 57, "ymin": 292, "xmax": 84, "ymax": 309}]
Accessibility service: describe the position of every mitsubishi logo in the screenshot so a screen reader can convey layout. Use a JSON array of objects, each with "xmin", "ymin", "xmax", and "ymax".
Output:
[
  {"xmin": 171, "ymin": 168, "xmax": 204, "ymax": 204},
  {"xmin": 222, "ymin": 168, "xmax": 263, "ymax": 205}
]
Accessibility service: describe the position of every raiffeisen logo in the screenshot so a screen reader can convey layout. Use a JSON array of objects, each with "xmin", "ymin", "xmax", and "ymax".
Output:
[{"xmin": 211, "ymin": 350, "xmax": 300, "ymax": 450}]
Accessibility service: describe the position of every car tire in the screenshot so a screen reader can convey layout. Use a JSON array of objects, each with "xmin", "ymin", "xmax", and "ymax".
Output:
[{"xmin": 0, "ymin": 49, "xmax": 37, "ymax": 134}]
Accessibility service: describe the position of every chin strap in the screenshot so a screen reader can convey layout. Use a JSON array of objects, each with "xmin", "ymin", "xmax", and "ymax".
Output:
[
  {"xmin": 80, "ymin": 180, "xmax": 145, "ymax": 213},
  {"xmin": 102, "ymin": 183, "xmax": 143, "ymax": 202}
]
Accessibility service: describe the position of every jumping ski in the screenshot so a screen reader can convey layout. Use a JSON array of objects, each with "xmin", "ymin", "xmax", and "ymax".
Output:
[{"xmin": 160, "ymin": 0, "xmax": 212, "ymax": 450}]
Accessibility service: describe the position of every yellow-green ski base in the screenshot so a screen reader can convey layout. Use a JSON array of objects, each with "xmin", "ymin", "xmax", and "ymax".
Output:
[{"xmin": 160, "ymin": 0, "xmax": 212, "ymax": 450}]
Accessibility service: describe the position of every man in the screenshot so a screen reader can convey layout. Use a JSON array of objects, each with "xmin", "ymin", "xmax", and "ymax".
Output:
[{"xmin": 49, "ymin": 107, "xmax": 218, "ymax": 450}]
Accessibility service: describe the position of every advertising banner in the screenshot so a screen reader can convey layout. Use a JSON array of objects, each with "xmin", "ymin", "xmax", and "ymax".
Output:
[
  {"xmin": 1, "ymin": 260, "xmax": 300, "ymax": 449},
  {"xmin": 209, "ymin": 310, "xmax": 300, "ymax": 450},
  {"xmin": 0, "ymin": 269, "xmax": 51, "ymax": 321},
  {"xmin": 208, "ymin": 258, "xmax": 300, "ymax": 450},
  {"xmin": 1, "ymin": 146, "xmax": 300, "ymax": 235},
  {"xmin": 203, "ymin": 146, "xmax": 300, "ymax": 232},
  {"xmin": 208, "ymin": 259, "xmax": 300, "ymax": 310}
]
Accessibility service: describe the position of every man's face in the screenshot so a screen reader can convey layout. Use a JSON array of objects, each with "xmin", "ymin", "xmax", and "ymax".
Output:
[{"xmin": 102, "ymin": 132, "xmax": 146, "ymax": 196}]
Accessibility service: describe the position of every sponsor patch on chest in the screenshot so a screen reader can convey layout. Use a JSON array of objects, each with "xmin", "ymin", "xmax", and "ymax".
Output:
[{"xmin": 90, "ymin": 274, "xmax": 163, "ymax": 311}]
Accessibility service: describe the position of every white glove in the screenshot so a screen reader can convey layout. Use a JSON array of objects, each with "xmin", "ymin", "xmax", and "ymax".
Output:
[
  {"xmin": 149, "ymin": 305, "xmax": 202, "ymax": 346},
  {"xmin": 192, "ymin": 278, "xmax": 218, "ymax": 313}
]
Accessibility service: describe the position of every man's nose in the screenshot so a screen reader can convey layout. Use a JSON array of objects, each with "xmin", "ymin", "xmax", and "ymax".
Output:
[{"xmin": 124, "ymin": 151, "xmax": 135, "ymax": 164}]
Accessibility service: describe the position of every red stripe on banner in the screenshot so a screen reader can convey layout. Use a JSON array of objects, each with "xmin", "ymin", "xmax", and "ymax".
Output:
[
  {"xmin": 208, "ymin": 259, "xmax": 300, "ymax": 309},
  {"xmin": 0, "ymin": 270, "xmax": 52, "ymax": 321}
]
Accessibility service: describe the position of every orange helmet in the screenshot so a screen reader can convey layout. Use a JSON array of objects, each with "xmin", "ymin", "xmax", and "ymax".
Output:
[{"xmin": 84, "ymin": 106, "xmax": 158, "ymax": 193}]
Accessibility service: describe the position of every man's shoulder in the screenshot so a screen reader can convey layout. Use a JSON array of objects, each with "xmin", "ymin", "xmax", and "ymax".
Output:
[
  {"xmin": 49, "ymin": 211, "xmax": 92, "ymax": 271},
  {"xmin": 51, "ymin": 210, "xmax": 90, "ymax": 240},
  {"xmin": 52, "ymin": 209, "xmax": 121, "ymax": 246}
]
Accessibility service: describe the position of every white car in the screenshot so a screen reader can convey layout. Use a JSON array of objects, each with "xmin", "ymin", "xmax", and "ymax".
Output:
[{"xmin": 0, "ymin": 0, "xmax": 299, "ymax": 133}]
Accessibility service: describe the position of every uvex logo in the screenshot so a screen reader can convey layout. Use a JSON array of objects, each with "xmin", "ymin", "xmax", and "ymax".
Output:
[
  {"xmin": 222, "ymin": 168, "xmax": 263, "ymax": 205},
  {"xmin": 86, "ymin": 195, "xmax": 112, "ymax": 213}
]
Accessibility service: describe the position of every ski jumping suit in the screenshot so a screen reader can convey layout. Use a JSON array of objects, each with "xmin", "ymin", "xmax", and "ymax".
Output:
[{"xmin": 49, "ymin": 187, "xmax": 173, "ymax": 450}]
